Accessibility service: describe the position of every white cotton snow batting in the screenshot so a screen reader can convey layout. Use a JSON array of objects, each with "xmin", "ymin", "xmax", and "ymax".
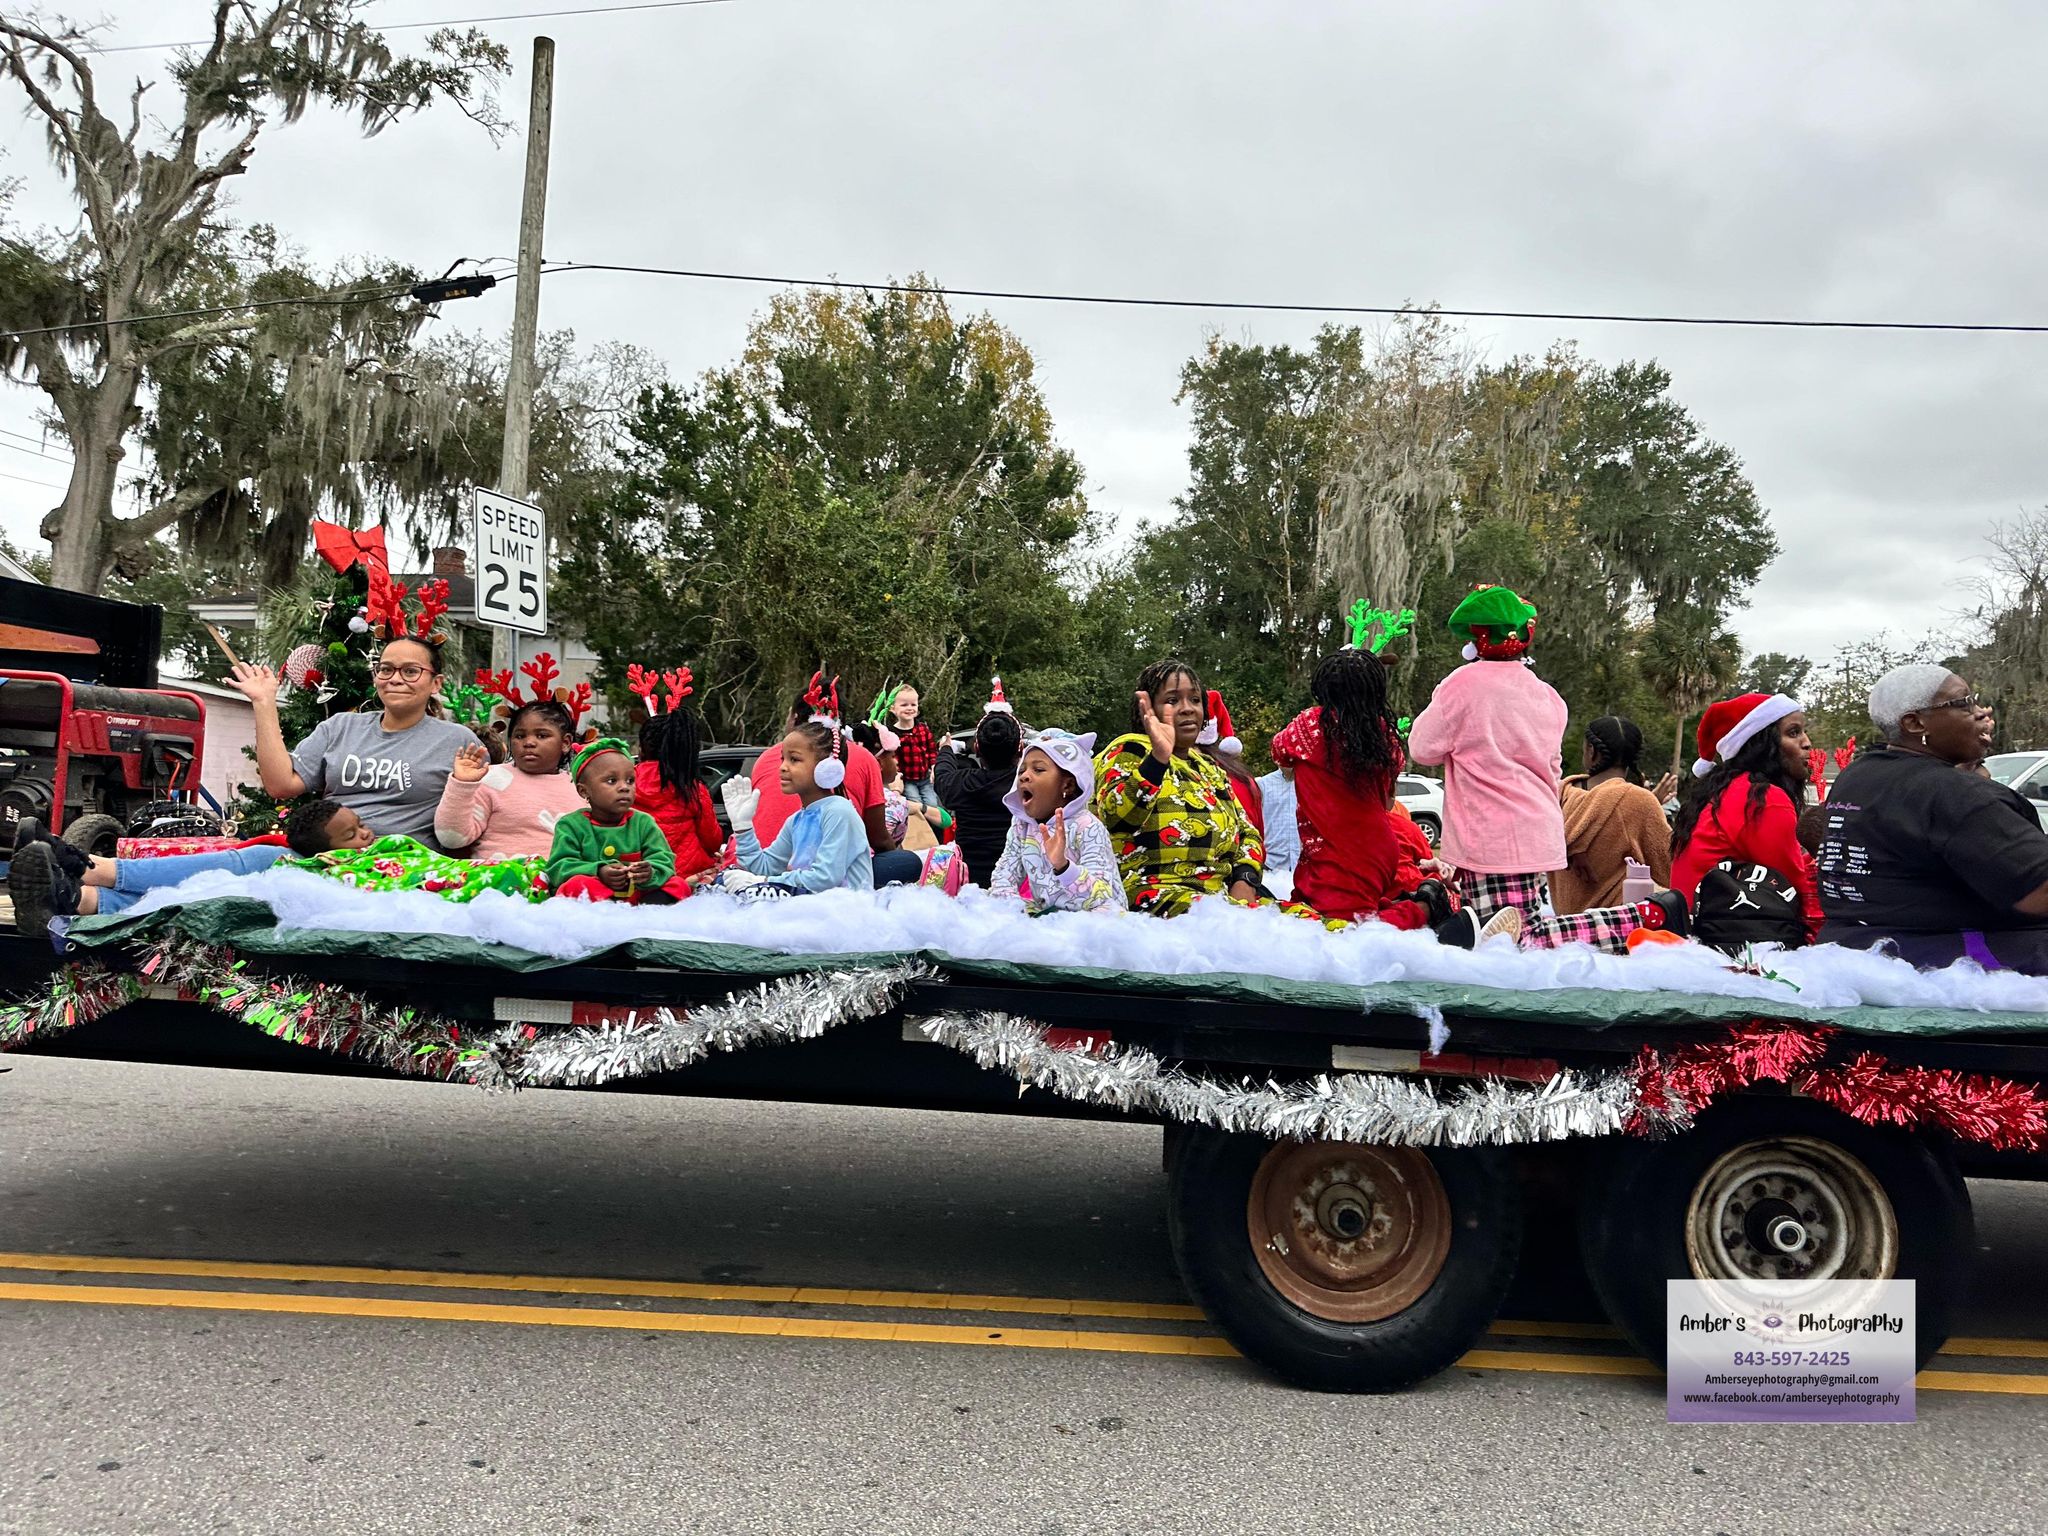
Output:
[{"xmin": 122, "ymin": 866, "xmax": 2048, "ymax": 1017}]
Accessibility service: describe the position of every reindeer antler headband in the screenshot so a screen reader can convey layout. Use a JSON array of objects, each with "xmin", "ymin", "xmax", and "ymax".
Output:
[
  {"xmin": 366, "ymin": 569, "xmax": 452, "ymax": 646},
  {"xmin": 627, "ymin": 663, "xmax": 695, "ymax": 717},
  {"xmin": 475, "ymin": 651, "xmax": 597, "ymax": 741}
]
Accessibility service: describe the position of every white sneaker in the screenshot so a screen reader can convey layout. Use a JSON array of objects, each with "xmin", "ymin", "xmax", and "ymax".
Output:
[{"xmin": 1478, "ymin": 906, "xmax": 1524, "ymax": 945}]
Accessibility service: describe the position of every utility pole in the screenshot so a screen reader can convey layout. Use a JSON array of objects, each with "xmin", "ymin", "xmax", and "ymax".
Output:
[{"xmin": 493, "ymin": 35, "xmax": 555, "ymax": 674}]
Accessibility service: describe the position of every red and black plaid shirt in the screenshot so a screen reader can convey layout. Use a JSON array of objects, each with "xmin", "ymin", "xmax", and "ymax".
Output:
[{"xmin": 896, "ymin": 721, "xmax": 939, "ymax": 782}]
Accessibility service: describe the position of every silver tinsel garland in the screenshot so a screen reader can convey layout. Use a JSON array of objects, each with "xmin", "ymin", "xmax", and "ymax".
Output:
[
  {"xmin": 2, "ymin": 938, "xmax": 1687, "ymax": 1147},
  {"xmin": 918, "ymin": 1011, "xmax": 1685, "ymax": 1148},
  {"xmin": 471, "ymin": 961, "xmax": 930, "ymax": 1090}
]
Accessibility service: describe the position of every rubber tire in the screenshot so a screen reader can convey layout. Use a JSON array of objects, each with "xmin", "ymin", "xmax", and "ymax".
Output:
[
  {"xmin": 1167, "ymin": 1128, "xmax": 1523, "ymax": 1392},
  {"xmin": 62, "ymin": 813, "xmax": 124, "ymax": 860},
  {"xmin": 1412, "ymin": 814, "xmax": 1442, "ymax": 849},
  {"xmin": 1579, "ymin": 1097, "xmax": 1973, "ymax": 1371}
]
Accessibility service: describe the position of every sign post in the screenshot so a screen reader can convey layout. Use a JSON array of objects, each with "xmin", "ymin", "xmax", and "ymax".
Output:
[{"xmin": 471, "ymin": 487, "xmax": 548, "ymax": 637}]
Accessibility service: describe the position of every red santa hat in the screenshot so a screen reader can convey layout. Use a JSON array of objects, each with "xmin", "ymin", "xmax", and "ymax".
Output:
[
  {"xmin": 983, "ymin": 675, "xmax": 1014, "ymax": 715},
  {"xmin": 1693, "ymin": 693, "xmax": 1802, "ymax": 778},
  {"xmin": 1196, "ymin": 689, "xmax": 1242, "ymax": 756}
]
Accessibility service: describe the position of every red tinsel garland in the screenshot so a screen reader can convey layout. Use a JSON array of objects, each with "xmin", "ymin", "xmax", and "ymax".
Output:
[{"xmin": 1631, "ymin": 1023, "xmax": 2048, "ymax": 1152}]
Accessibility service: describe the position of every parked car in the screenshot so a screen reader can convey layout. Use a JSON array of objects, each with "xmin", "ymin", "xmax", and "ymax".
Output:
[
  {"xmin": 1986, "ymin": 751, "xmax": 2048, "ymax": 831},
  {"xmin": 1394, "ymin": 773, "xmax": 1444, "ymax": 847},
  {"xmin": 699, "ymin": 744, "xmax": 769, "ymax": 837}
]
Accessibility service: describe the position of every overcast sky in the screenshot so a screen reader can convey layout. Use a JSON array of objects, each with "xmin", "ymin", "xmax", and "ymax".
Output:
[{"xmin": 4, "ymin": 0, "xmax": 2045, "ymax": 668}]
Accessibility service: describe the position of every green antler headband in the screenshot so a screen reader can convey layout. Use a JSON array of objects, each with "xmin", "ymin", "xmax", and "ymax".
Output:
[
  {"xmin": 1345, "ymin": 599, "xmax": 1417, "ymax": 654},
  {"xmin": 866, "ymin": 681, "xmax": 897, "ymax": 727}
]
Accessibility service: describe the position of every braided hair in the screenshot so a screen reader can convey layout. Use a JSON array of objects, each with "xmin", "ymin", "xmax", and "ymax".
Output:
[
  {"xmin": 1671, "ymin": 720, "xmax": 1806, "ymax": 859},
  {"xmin": 637, "ymin": 706, "xmax": 704, "ymax": 793},
  {"xmin": 1131, "ymin": 658, "xmax": 1200, "ymax": 737},
  {"xmin": 1583, "ymin": 715, "xmax": 1646, "ymax": 786},
  {"xmin": 1311, "ymin": 649, "xmax": 1400, "ymax": 788}
]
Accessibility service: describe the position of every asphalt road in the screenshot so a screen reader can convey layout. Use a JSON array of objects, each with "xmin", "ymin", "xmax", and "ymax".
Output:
[{"xmin": 3, "ymin": 1055, "xmax": 2047, "ymax": 1535}]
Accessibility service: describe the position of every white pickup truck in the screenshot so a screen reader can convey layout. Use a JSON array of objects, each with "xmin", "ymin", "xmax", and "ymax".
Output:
[{"xmin": 1986, "ymin": 751, "xmax": 2048, "ymax": 829}]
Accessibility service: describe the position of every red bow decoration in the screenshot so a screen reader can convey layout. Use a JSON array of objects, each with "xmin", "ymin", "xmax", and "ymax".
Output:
[
  {"xmin": 804, "ymin": 669, "xmax": 841, "ymax": 722},
  {"xmin": 626, "ymin": 663, "xmax": 696, "ymax": 717},
  {"xmin": 310, "ymin": 520, "xmax": 390, "ymax": 577},
  {"xmin": 476, "ymin": 652, "xmax": 594, "ymax": 731}
]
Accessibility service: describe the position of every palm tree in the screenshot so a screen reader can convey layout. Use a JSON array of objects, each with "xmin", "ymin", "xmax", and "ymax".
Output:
[{"xmin": 1639, "ymin": 612, "xmax": 1744, "ymax": 777}]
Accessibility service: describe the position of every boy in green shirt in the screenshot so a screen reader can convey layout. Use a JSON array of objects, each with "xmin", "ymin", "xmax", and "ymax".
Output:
[{"xmin": 548, "ymin": 738, "xmax": 691, "ymax": 903}]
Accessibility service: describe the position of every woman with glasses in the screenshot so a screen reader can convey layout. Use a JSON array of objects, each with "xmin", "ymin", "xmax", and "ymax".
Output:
[
  {"xmin": 9, "ymin": 636, "xmax": 475, "ymax": 940},
  {"xmin": 1816, "ymin": 666, "xmax": 2048, "ymax": 972}
]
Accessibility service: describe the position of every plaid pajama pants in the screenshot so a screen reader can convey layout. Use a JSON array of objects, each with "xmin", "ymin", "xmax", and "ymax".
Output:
[{"xmin": 1456, "ymin": 869, "xmax": 1647, "ymax": 955}]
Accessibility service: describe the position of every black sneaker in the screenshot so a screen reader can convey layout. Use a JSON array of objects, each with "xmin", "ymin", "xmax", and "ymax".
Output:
[
  {"xmin": 15, "ymin": 818, "xmax": 90, "ymax": 879},
  {"xmin": 8, "ymin": 842, "xmax": 82, "ymax": 938},
  {"xmin": 1638, "ymin": 889, "xmax": 1691, "ymax": 938},
  {"xmin": 1411, "ymin": 878, "xmax": 1454, "ymax": 928},
  {"xmin": 1432, "ymin": 908, "xmax": 1481, "ymax": 949}
]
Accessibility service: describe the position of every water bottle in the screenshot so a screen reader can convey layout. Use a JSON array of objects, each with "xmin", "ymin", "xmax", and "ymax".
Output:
[{"xmin": 1622, "ymin": 857, "xmax": 1656, "ymax": 905}]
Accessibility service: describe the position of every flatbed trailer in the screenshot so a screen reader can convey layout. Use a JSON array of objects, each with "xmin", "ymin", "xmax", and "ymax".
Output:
[{"xmin": 5, "ymin": 904, "xmax": 2046, "ymax": 1393}]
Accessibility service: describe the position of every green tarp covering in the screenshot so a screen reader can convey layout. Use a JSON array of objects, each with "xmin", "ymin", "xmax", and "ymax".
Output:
[{"xmin": 62, "ymin": 897, "xmax": 2048, "ymax": 1040}]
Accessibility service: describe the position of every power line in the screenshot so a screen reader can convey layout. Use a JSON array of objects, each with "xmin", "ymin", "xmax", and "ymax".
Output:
[
  {"xmin": 0, "ymin": 466, "xmax": 64, "ymax": 490},
  {"xmin": 540, "ymin": 262, "xmax": 2048, "ymax": 335},
  {"xmin": 0, "ymin": 436, "xmax": 73, "ymax": 466},
  {"xmin": 0, "ymin": 281, "xmax": 426, "ymax": 343},
  {"xmin": 86, "ymin": 0, "xmax": 739, "ymax": 55}
]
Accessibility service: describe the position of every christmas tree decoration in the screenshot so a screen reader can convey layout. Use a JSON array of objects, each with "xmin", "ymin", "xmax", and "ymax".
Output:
[
  {"xmin": 1344, "ymin": 599, "xmax": 1417, "ymax": 656},
  {"xmin": 281, "ymin": 642, "xmax": 328, "ymax": 694},
  {"xmin": 310, "ymin": 521, "xmax": 390, "ymax": 577}
]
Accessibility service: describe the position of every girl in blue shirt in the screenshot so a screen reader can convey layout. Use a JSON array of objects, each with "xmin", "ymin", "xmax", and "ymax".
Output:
[{"xmin": 719, "ymin": 722, "xmax": 874, "ymax": 896}]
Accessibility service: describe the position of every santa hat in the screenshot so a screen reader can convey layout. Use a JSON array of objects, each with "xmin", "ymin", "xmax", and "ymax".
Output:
[
  {"xmin": 1195, "ymin": 690, "xmax": 1242, "ymax": 756},
  {"xmin": 1692, "ymin": 693, "xmax": 1803, "ymax": 778},
  {"xmin": 983, "ymin": 676, "xmax": 1013, "ymax": 715}
]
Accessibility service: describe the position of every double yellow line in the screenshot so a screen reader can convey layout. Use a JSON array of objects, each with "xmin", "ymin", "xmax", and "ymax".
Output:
[{"xmin": 0, "ymin": 1251, "xmax": 2043, "ymax": 1393}]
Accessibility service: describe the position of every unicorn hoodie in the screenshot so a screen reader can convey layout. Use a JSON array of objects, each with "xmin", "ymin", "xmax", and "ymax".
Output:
[{"xmin": 988, "ymin": 730, "xmax": 1127, "ymax": 914}]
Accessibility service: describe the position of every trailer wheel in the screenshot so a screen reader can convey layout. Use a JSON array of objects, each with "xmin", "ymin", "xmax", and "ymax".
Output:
[
  {"xmin": 62, "ymin": 813, "xmax": 124, "ymax": 860},
  {"xmin": 1580, "ymin": 1098, "xmax": 1972, "ymax": 1370},
  {"xmin": 1167, "ymin": 1129, "xmax": 1521, "ymax": 1392}
]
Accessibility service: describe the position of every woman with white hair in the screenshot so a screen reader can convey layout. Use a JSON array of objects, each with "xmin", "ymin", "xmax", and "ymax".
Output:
[{"xmin": 1816, "ymin": 665, "xmax": 2048, "ymax": 971}]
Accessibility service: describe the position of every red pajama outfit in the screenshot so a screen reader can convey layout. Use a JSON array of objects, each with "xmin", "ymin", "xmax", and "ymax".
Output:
[{"xmin": 1271, "ymin": 708, "xmax": 1433, "ymax": 930}]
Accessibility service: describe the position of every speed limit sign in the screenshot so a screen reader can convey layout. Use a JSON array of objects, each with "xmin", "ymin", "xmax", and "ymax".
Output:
[{"xmin": 472, "ymin": 487, "xmax": 548, "ymax": 636}]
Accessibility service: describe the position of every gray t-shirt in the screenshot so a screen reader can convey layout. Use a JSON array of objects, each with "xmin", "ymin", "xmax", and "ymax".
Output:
[{"xmin": 290, "ymin": 711, "xmax": 476, "ymax": 845}]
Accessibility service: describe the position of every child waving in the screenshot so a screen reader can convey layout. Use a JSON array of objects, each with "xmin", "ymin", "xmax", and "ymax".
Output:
[
  {"xmin": 718, "ymin": 722, "xmax": 874, "ymax": 897},
  {"xmin": 434, "ymin": 699, "xmax": 583, "ymax": 860},
  {"xmin": 990, "ymin": 730, "xmax": 1124, "ymax": 914}
]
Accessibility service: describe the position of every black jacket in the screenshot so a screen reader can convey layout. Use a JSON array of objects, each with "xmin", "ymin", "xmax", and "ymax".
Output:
[{"xmin": 935, "ymin": 747, "xmax": 1016, "ymax": 889}]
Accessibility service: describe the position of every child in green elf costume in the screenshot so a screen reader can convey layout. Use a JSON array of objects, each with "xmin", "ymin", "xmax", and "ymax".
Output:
[
  {"xmin": 546, "ymin": 737, "xmax": 691, "ymax": 904},
  {"xmin": 283, "ymin": 799, "xmax": 549, "ymax": 902}
]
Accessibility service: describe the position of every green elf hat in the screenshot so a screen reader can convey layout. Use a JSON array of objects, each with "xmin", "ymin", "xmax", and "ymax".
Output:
[
  {"xmin": 569, "ymin": 736, "xmax": 633, "ymax": 781},
  {"xmin": 1446, "ymin": 585, "xmax": 1538, "ymax": 662}
]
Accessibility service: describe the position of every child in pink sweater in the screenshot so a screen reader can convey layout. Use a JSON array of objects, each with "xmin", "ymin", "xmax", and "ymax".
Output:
[
  {"xmin": 1406, "ymin": 586, "xmax": 1567, "ymax": 935},
  {"xmin": 434, "ymin": 699, "xmax": 585, "ymax": 861}
]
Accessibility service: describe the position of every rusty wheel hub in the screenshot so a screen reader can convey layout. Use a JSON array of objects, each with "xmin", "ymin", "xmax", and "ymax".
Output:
[{"xmin": 1248, "ymin": 1141, "xmax": 1452, "ymax": 1322}]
